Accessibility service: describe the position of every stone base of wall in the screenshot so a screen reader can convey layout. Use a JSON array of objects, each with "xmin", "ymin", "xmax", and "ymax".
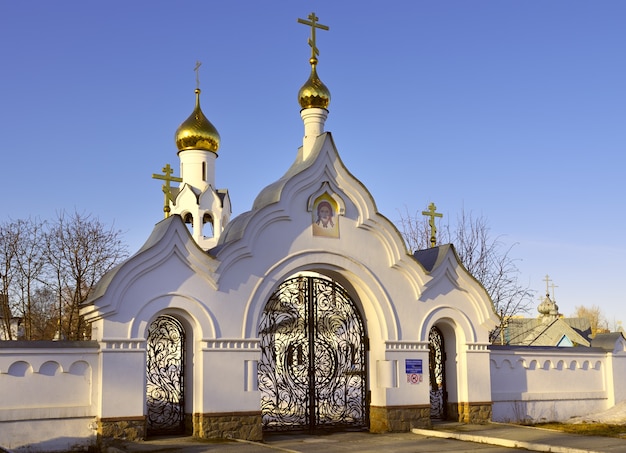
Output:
[
  {"xmin": 184, "ymin": 413, "xmax": 193, "ymax": 435},
  {"xmin": 97, "ymin": 416, "xmax": 146, "ymax": 442},
  {"xmin": 193, "ymin": 411, "xmax": 262, "ymax": 441},
  {"xmin": 370, "ymin": 405, "xmax": 430, "ymax": 432},
  {"xmin": 449, "ymin": 402, "xmax": 492, "ymax": 423}
]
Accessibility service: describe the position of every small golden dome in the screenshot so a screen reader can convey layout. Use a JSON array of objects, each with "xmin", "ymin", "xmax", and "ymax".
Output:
[
  {"xmin": 175, "ymin": 89, "xmax": 220, "ymax": 153},
  {"xmin": 298, "ymin": 57, "xmax": 331, "ymax": 110}
]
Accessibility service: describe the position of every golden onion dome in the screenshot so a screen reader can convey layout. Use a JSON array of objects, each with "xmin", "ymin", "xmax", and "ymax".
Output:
[
  {"xmin": 298, "ymin": 57, "xmax": 331, "ymax": 110},
  {"xmin": 175, "ymin": 88, "xmax": 220, "ymax": 153}
]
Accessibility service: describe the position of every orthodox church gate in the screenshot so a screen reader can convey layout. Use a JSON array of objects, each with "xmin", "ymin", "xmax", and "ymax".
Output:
[
  {"xmin": 258, "ymin": 276, "xmax": 368, "ymax": 432},
  {"xmin": 146, "ymin": 315, "xmax": 186, "ymax": 435}
]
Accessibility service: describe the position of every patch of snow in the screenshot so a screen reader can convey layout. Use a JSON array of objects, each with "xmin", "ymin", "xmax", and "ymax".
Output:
[{"xmin": 567, "ymin": 401, "xmax": 626, "ymax": 424}]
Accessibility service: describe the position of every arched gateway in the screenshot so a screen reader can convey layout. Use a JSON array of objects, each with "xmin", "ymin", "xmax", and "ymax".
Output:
[
  {"xmin": 258, "ymin": 275, "xmax": 367, "ymax": 431},
  {"xmin": 81, "ymin": 12, "xmax": 498, "ymax": 443}
]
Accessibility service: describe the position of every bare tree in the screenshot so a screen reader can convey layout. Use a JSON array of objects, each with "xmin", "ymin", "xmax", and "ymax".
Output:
[
  {"xmin": 0, "ymin": 220, "xmax": 20, "ymax": 340},
  {"xmin": 0, "ymin": 213, "xmax": 128, "ymax": 341},
  {"xmin": 399, "ymin": 207, "xmax": 535, "ymax": 340},
  {"xmin": 13, "ymin": 218, "xmax": 47, "ymax": 339},
  {"xmin": 29, "ymin": 286, "xmax": 58, "ymax": 340},
  {"xmin": 45, "ymin": 211, "xmax": 128, "ymax": 340},
  {"xmin": 573, "ymin": 305, "xmax": 608, "ymax": 337}
]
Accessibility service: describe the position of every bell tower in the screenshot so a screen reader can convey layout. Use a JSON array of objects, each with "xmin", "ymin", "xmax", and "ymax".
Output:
[{"xmin": 155, "ymin": 64, "xmax": 231, "ymax": 251}]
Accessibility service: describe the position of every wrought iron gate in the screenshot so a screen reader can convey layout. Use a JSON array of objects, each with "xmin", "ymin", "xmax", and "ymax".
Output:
[
  {"xmin": 429, "ymin": 326, "xmax": 447, "ymax": 420},
  {"xmin": 146, "ymin": 315, "xmax": 185, "ymax": 435},
  {"xmin": 258, "ymin": 276, "xmax": 367, "ymax": 432}
]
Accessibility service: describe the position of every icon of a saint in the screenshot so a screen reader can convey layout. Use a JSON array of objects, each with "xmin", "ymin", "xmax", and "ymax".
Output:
[
  {"xmin": 316, "ymin": 201, "xmax": 334, "ymax": 228},
  {"xmin": 312, "ymin": 198, "xmax": 339, "ymax": 237}
]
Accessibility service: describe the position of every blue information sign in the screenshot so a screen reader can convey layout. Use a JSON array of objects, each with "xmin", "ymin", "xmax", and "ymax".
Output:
[{"xmin": 405, "ymin": 359, "xmax": 422, "ymax": 374}]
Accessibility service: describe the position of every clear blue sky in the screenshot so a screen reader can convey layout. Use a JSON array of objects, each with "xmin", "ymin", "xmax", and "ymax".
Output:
[{"xmin": 1, "ymin": 1, "xmax": 624, "ymax": 327}]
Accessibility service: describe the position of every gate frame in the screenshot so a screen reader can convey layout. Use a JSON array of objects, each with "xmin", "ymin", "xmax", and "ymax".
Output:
[{"xmin": 429, "ymin": 325, "xmax": 447, "ymax": 420}]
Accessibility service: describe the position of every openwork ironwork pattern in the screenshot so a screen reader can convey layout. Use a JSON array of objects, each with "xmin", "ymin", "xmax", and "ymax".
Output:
[
  {"xmin": 259, "ymin": 276, "xmax": 367, "ymax": 431},
  {"xmin": 146, "ymin": 315, "xmax": 185, "ymax": 435},
  {"xmin": 429, "ymin": 326, "xmax": 446, "ymax": 420}
]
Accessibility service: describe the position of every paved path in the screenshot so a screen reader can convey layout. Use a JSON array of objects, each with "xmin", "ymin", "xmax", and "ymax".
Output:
[
  {"xmin": 414, "ymin": 422, "xmax": 626, "ymax": 452},
  {"xmin": 106, "ymin": 423, "xmax": 626, "ymax": 453}
]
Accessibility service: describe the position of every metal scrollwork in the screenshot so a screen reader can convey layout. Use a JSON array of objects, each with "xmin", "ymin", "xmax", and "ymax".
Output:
[
  {"xmin": 259, "ymin": 276, "xmax": 367, "ymax": 431},
  {"xmin": 146, "ymin": 315, "xmax": 185, "ymax": 435},
  {"xmin": 429, "ymin": 326, "xmax": 446, "ymax": 420}
]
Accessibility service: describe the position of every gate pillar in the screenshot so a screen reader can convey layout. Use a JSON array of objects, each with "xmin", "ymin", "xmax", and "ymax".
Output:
[
  {"xmin": 193, "ymin": 411, "xmax": 263, "ymax": 440},
  {"xmin": 194, "ymin": 339, "xmax": 265, "ymax": 440},
  {"xmin": 97, "ymin": 339, "xmax": 147, "ymax": 441},
  {"xmin": 370, "ymin": 405, "xmax": 430, "ymax": 432}
]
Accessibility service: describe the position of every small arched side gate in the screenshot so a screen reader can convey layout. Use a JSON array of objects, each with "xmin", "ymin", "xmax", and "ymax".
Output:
[
  {"xmin": 258, "ymin": 275, "xmax": 368, "ymax": 432},
  {"xmin": 146, "ymin": 315, "xmax": 186, "ymax": 435},
  {"xmin": 429, "ymin": 325, "xmax": 447, "ymax": 420}
]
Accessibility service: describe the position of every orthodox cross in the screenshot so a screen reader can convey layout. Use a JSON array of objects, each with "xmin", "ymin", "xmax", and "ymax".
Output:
[
  {"xmin": 549, "ymin": 281, "xmax": 559, "ymax": 301},
  {"xmin": 543, "ymin": 274, "xmax": 552, "ymax": 296},
  {"xmin": 194, "ymin": 61, "xmax": 202, "ymax": 89},
  {"xmin": 152, "ymin": 164, "xmax": 182, "ymax": 218},
  {"xmin": 422, "ymin": 202, "xmax": 443, "ymax": 248},
  {"xmin": 297, "ymin": 12, "xmax": 329, "ymax": 59}
]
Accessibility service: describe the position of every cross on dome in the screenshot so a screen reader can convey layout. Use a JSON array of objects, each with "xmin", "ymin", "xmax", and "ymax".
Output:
[
  {"xmin": 297, "ymin": 12, "xmax": 329, "ymax": 60},
  {"xmin": 543, "ymin": 274, "xmax": 553, "ymax": 296},
  {"xmin": 194, "ymin": 61, "xmax": 202, "ymax": 89},
  {"xmin": 550, "ymin": 281, "xmax": 559, "ymax": 301}
]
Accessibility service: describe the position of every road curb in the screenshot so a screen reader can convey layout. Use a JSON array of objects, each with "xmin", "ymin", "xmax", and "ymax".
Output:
[{"xmin": 411, "ymin": 428, "xmax": 604, "ymax": 453}]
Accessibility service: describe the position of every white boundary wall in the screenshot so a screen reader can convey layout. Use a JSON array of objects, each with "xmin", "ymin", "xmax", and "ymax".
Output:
[
  {"xmin": 490, "ymin": 345, "xmax": 626, "ymax": 423},
  {"xmin": 0, "ymin": 341, "xmax": 100, "ymax": 452},
  {"xmin": 2, "ymin": 341, "xmax": 626, "ymax": 451}
]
